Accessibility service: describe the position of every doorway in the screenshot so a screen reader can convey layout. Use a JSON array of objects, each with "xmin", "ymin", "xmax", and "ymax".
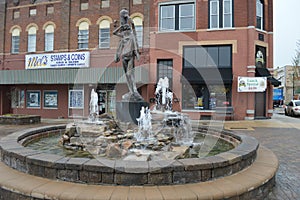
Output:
[
  {"xmin": 255, "ymin": 92, "xmax": 266, "ymax": 119},
  {"xmin": 97, "ymin": 90, "xmax": 116, "ymax": 117}
]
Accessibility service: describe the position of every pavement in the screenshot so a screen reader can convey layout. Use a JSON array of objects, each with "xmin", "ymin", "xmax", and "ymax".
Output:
[{"xmin": 0, "ymin": 113, "xmax": 299, "ymax": 199}]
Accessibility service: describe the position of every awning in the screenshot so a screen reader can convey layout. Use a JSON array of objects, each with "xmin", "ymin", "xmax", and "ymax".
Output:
[
  {"xmin": 255, "ymin": 67, "xmax": 281, "ymax": 87},
  {"xmin": 0, "ymin": 67, "xmax": 149, "ymax": 85},
  {"xmin": 182, "ymin": 67, "xmax": 233, "ymax": 84}
]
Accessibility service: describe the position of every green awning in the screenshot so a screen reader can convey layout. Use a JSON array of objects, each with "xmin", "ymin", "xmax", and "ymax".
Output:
[{"xmin": 0, "ymin": 67, "xmax": 149, "ymax": 85}]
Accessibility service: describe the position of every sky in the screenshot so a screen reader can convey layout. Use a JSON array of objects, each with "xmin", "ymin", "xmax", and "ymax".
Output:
[{"xmin": 273, "ymin": 0, "xmax": 300, "ymax": 67}]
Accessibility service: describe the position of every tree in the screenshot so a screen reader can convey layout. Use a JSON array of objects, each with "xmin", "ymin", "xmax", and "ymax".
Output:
[{"xmin": 292, "ymin": 40, "xmax": 300, "ymax": 96}]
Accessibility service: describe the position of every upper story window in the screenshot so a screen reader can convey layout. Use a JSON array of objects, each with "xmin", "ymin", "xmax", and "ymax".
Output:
[
  {"xmin": 101, "ymin": 0, "xmax": 109, "ymax": 8},
  {"xmin": 209, "ymin": 0, "xmax": 233, "ymax": 29},
  {"xmin": 45, "ymin": 24, "xmax": 54, "ymax": 52},
  {"xmin": 80, "ymin": 0, "xmax": 89, "ymax": 11},
  {"xmin": 11, "ymin": 28, "xmax": 20, "ymax": 54},
  {"xmin": 46, "ymin": 5, "xmax": 54, "ymax": 15},
  {"xmin": 133, "ymin": 0, "xmax": 142, "ymax": 5},
  {"xmin": 27, "ymin": 26, "xmax": 37, "ymax": 52},
  {"xmin": 13, "ymin": 9, "xmax": 20, "ymax": 19},
  {"xmin": 256, "ymin": 0, "xmax": 263, "ymax": 30},
  {"xmin": 132, "ymin": 16, "xmax": 143, "ymax": 47},
  {"xmin": 99, "ymin": 20, "xmax": 110, "ymax": 49},
  {"xmin": 29, "ymin": 7, "xmax": 37, "ymax": 17},
  {"xmin": 159, "ymin": 2, "xmax": 195, "ymax": 32},
  {"xmin": 78, "ymin": 21, "xmax": 89, "ymax": 50}
]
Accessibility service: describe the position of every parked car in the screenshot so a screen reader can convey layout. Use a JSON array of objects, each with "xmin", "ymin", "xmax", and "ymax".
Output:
[{"xmin": 284, "ymin": 100, "xmax": 300, "ymax": 116}]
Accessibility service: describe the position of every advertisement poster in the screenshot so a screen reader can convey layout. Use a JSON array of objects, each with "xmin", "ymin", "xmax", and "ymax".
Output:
[
  {"xmin": 26, "ymin": 91, "xmax": 41, "ymax": 108},
  {"xmin": 25, "ymin": 52, "xmax": 90, "ymax": 69},
  {"xmin": 238, "ymin": 77, "xmax": 267, "ymax": 92},
  {"xmin": 69, "ymin": 90, "xmax": 84, "ymax": 108},
  {"xmin": 44, "ymin": 91, "xmax": 58, "ymax": 108}
]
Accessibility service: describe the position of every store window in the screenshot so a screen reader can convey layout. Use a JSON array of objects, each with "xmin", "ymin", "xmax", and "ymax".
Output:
[
  {"xmin": 11, "ymin": 28, "xmax": 20, "ymax": 54},
  {"xmin": 132, "ymin": 16, "xmax": 143, "ymax": 48},
  {"xmin": 209, "ymin": 0, "xmax": 233, "ymax": 29},
  {"xmin": 27, "ymin": 26, "xmax": 37, "ymax": 52},
  {"xmin": 99, "ymin": 20, "xmax": 110, "ymax": 49},
  {"xmin": 78, "ymin": 21, "xmax": 89, "ymax": 50},
  {"xmin": 159, "ymin": 2, "xmax": 195, "ymax": 31},
  {"xmin": 182, "ymin": 45, "xmax": 232, "ymax": 110},
  {"xmin": 256, "ymin": 0, "xmax": 264, "ymax": 30},
  {"xmin": 45, "ymin": 24, "xmax": 54, "ymax": 52},
  {"xmin": 157, "ymin": 59, "xmax": 173, "ymax": 89},
  {"xmin": 11, "ymin": 89, "xmax": 25, "ymax": 108}
]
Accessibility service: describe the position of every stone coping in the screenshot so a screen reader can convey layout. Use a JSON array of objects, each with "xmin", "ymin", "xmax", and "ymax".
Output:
[
  {"xmin": 0, "ymin": 125, "xmax": 259, "ymax": 185},
  {"xmin": 0, "ymin": 114, "xmax": 41, "ymax": 125},
  {"xmin": 0, "ymin": 147, "xmax": 278, "ymax": 200}
]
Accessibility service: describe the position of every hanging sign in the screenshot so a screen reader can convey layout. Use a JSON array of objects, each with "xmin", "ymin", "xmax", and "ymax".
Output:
[
  {"xmin": 238, "ymin": 77, "xmax": 267, "ymax": 92},
  {"xmin": 25, "ymin": 52, "xmax": 90, "ymax": 69}
]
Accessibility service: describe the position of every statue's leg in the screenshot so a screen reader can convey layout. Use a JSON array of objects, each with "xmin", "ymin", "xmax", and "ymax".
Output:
[
  {"xmin": 127, "ymin": 58, "xmax": 138, "ymax": 93},
  {"xmin": 122, "ymin": 58, "xmax": 134, "ymax": 94}
]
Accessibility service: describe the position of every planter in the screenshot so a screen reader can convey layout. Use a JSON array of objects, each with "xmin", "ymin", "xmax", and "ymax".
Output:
[{"xmin": 0, "ymin": 114, "xmax": 41, "ymax": 125}]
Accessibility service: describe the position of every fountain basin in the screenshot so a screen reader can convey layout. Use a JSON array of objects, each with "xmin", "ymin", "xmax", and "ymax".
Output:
[{"xmin": 0, "ymin": 125, "xmax": 258, "ymax": 185}]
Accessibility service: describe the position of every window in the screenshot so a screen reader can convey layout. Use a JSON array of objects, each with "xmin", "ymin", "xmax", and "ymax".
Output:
[
  {"xmin": 160, "ymin": 2, "xmax": 195, "ymax": 31},
  {"xmin": 99, "ymin": 20, "xmax": 110, "ymax": 48},
  {"xmin": 209, "ymin": 0, "xmax": 233, "ymax": 29},
  {"xmin": 132, "ymin": 17, "xmax": 143, "ymax": 47},
  {"xmin": 27, "ymin": 26, "xmax": 37, "ymax": 52},
  {"xmin": 29, "ymin": 7, "xmax": 37, "ymax": 16},
  {"xmin": 11, "ymin": 89, "xmax": 25, "ymax": 108},
  {"xmin": 46, "ymin": 5, "xmax": 54, "ymax": 15},
  {"xmin": 182, "ymin": 45, "xmax": 232, "ymax": 110},
  {"xmin": 45, "ymin": 24, "xmax": 54, "ymax": 52},
  {"xmin": 157, "ymin": 59, "xmax": 173, "ymax": 89},
  {"xmin": 78, "ymin": 22, "xmax": 89, "ymax": 49},
  {"xmin": 256, "ymin": 0, "xmax": 263, "ymax": 30},
  {"xmin": 133, "ymin": 0, "xmax": 142, "ymax": 5},
  {"xmin": 183, "ymin": 46, "xmax": 232, "ymax": 68},
  {"xmin": 13, "ymin": 9, "xmax": 20, "ymax": 19},
  {"xmin": 80, "ymin": 0, "xmax": 88, "ymax": 11},
  {"xmin": 11, "ymin": 28, "xmax": 20, "ymax": 54},
  {"xmin": 101, "ymin": 0, "xmax": 109, "ymax": 8}
]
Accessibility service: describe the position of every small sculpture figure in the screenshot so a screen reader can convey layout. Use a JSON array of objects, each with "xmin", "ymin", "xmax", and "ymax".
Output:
[
  {"xmin": 113, "ymin": 8, "xmax": 143, "ymax": 101},
  {"xmin": 89, "ymin": 89, "xmax": 99, "ymax": 119}
]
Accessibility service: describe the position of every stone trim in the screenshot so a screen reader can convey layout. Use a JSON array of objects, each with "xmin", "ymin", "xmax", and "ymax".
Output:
[{"xmin": 0, "ymin": 125, "xmax": 259, "ymax": 185}]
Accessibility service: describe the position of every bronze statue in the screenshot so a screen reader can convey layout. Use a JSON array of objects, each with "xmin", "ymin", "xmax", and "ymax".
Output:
[{"xmin": 113, "ymin": 8, "xmax": 143, "ymax": 101}]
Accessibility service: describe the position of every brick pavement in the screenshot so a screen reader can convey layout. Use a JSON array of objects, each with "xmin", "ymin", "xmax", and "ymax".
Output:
[{"xmin": 0, "ymin": 115, "xmax": 298, "ymax": 199}]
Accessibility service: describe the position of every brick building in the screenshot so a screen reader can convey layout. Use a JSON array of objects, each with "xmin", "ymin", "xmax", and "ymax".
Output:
[{"xmin": 0, "ymin": 0, "xmax": 279, "ymax": 120}]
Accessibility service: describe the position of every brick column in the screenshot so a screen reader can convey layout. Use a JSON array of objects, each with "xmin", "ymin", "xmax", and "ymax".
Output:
[
  {"xmin": 59, "ymin": 0, "xmax": 71, "ymax": 51},
  {"xmin": 0, "ymin": 0, "xmax": 6, "ymax": 70},
  {"xmin": 245, "ymin": 65, "xmax": 256, "ymax": 120}
]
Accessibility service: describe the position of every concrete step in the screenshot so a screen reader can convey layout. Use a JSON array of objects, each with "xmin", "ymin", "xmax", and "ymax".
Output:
[{"xmin": 0, "ymin": 147, "xmax": 278, "ymax": 200}]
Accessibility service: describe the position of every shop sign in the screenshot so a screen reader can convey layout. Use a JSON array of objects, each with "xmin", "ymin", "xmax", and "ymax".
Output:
[
  {"xmin": 238, "ymin": 77, "xmax": 267, "ymax": 92},
  {"xmin": 25, "ymin": 52, "xmax": 90, "ymax": 69}
]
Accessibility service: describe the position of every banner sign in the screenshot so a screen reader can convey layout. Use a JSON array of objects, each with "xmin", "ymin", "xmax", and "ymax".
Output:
[
  {"xmin": 238, "ymin": 77, "xmax": 267, "ymax": 92},
  {"xmin": 273, "ymin": 88, "xmax": 283, "ymax": 101},
  {"xmin": 25, "ymin": 52, "xmax": 90, "ymax": 69}
]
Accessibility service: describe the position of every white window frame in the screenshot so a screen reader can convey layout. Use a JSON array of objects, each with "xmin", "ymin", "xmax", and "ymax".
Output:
[
  {"xmin": 45, "ymin": 25, "xmax": 54, "ymax": 52},
  {"xmin": 179, "ymin": 3, "xmax": 195, "ymax": 30},
  {"xmin": 11, "ymin": 28, "xmax": 20, "ymax": 54},
  {"xmin": 256, "ymin": 0, "xmax": 263, "ymax": 30},
  {"xmin": 99, "ymin": 28, "xmax": 110, "ymax": 48},
  {"xmin": 223, "ymin": 0, "xmax": 232, "ymax": 28},
  {"xmin": 210, "ymin": 0, "xmax": 219, "ymax": 29},
  {"xmin": 160, "ymin": 5, "xmax": 175, "ymax": 31},
  {"xmin": 27, "ymin": 27, "xmax": 37, "ymax": 52},
  {"xmin": 78, "ymin": 22, "xmax": 89, "ymax": 50}
]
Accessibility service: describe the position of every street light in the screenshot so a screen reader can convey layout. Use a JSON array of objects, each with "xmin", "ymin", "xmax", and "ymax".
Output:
[{"xmin": 293, "ymin": 73, "xmax": 295, "ymax": 99}]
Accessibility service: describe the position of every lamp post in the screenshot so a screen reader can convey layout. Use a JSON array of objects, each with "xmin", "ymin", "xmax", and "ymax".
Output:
[{"xmin": 292, "ymin": 73, "xmax": 295, "ymax": 99}]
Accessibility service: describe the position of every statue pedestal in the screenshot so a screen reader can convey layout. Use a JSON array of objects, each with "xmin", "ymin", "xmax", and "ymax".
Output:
[{"xmin": 116, "ymin": 100, "xmax": 149, "ymax": 124}]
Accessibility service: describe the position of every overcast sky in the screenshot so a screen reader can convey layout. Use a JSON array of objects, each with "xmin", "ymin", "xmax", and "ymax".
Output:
[{"xmin": 273, "ymin": 0, "xmax": 300, "ymax": 67}]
